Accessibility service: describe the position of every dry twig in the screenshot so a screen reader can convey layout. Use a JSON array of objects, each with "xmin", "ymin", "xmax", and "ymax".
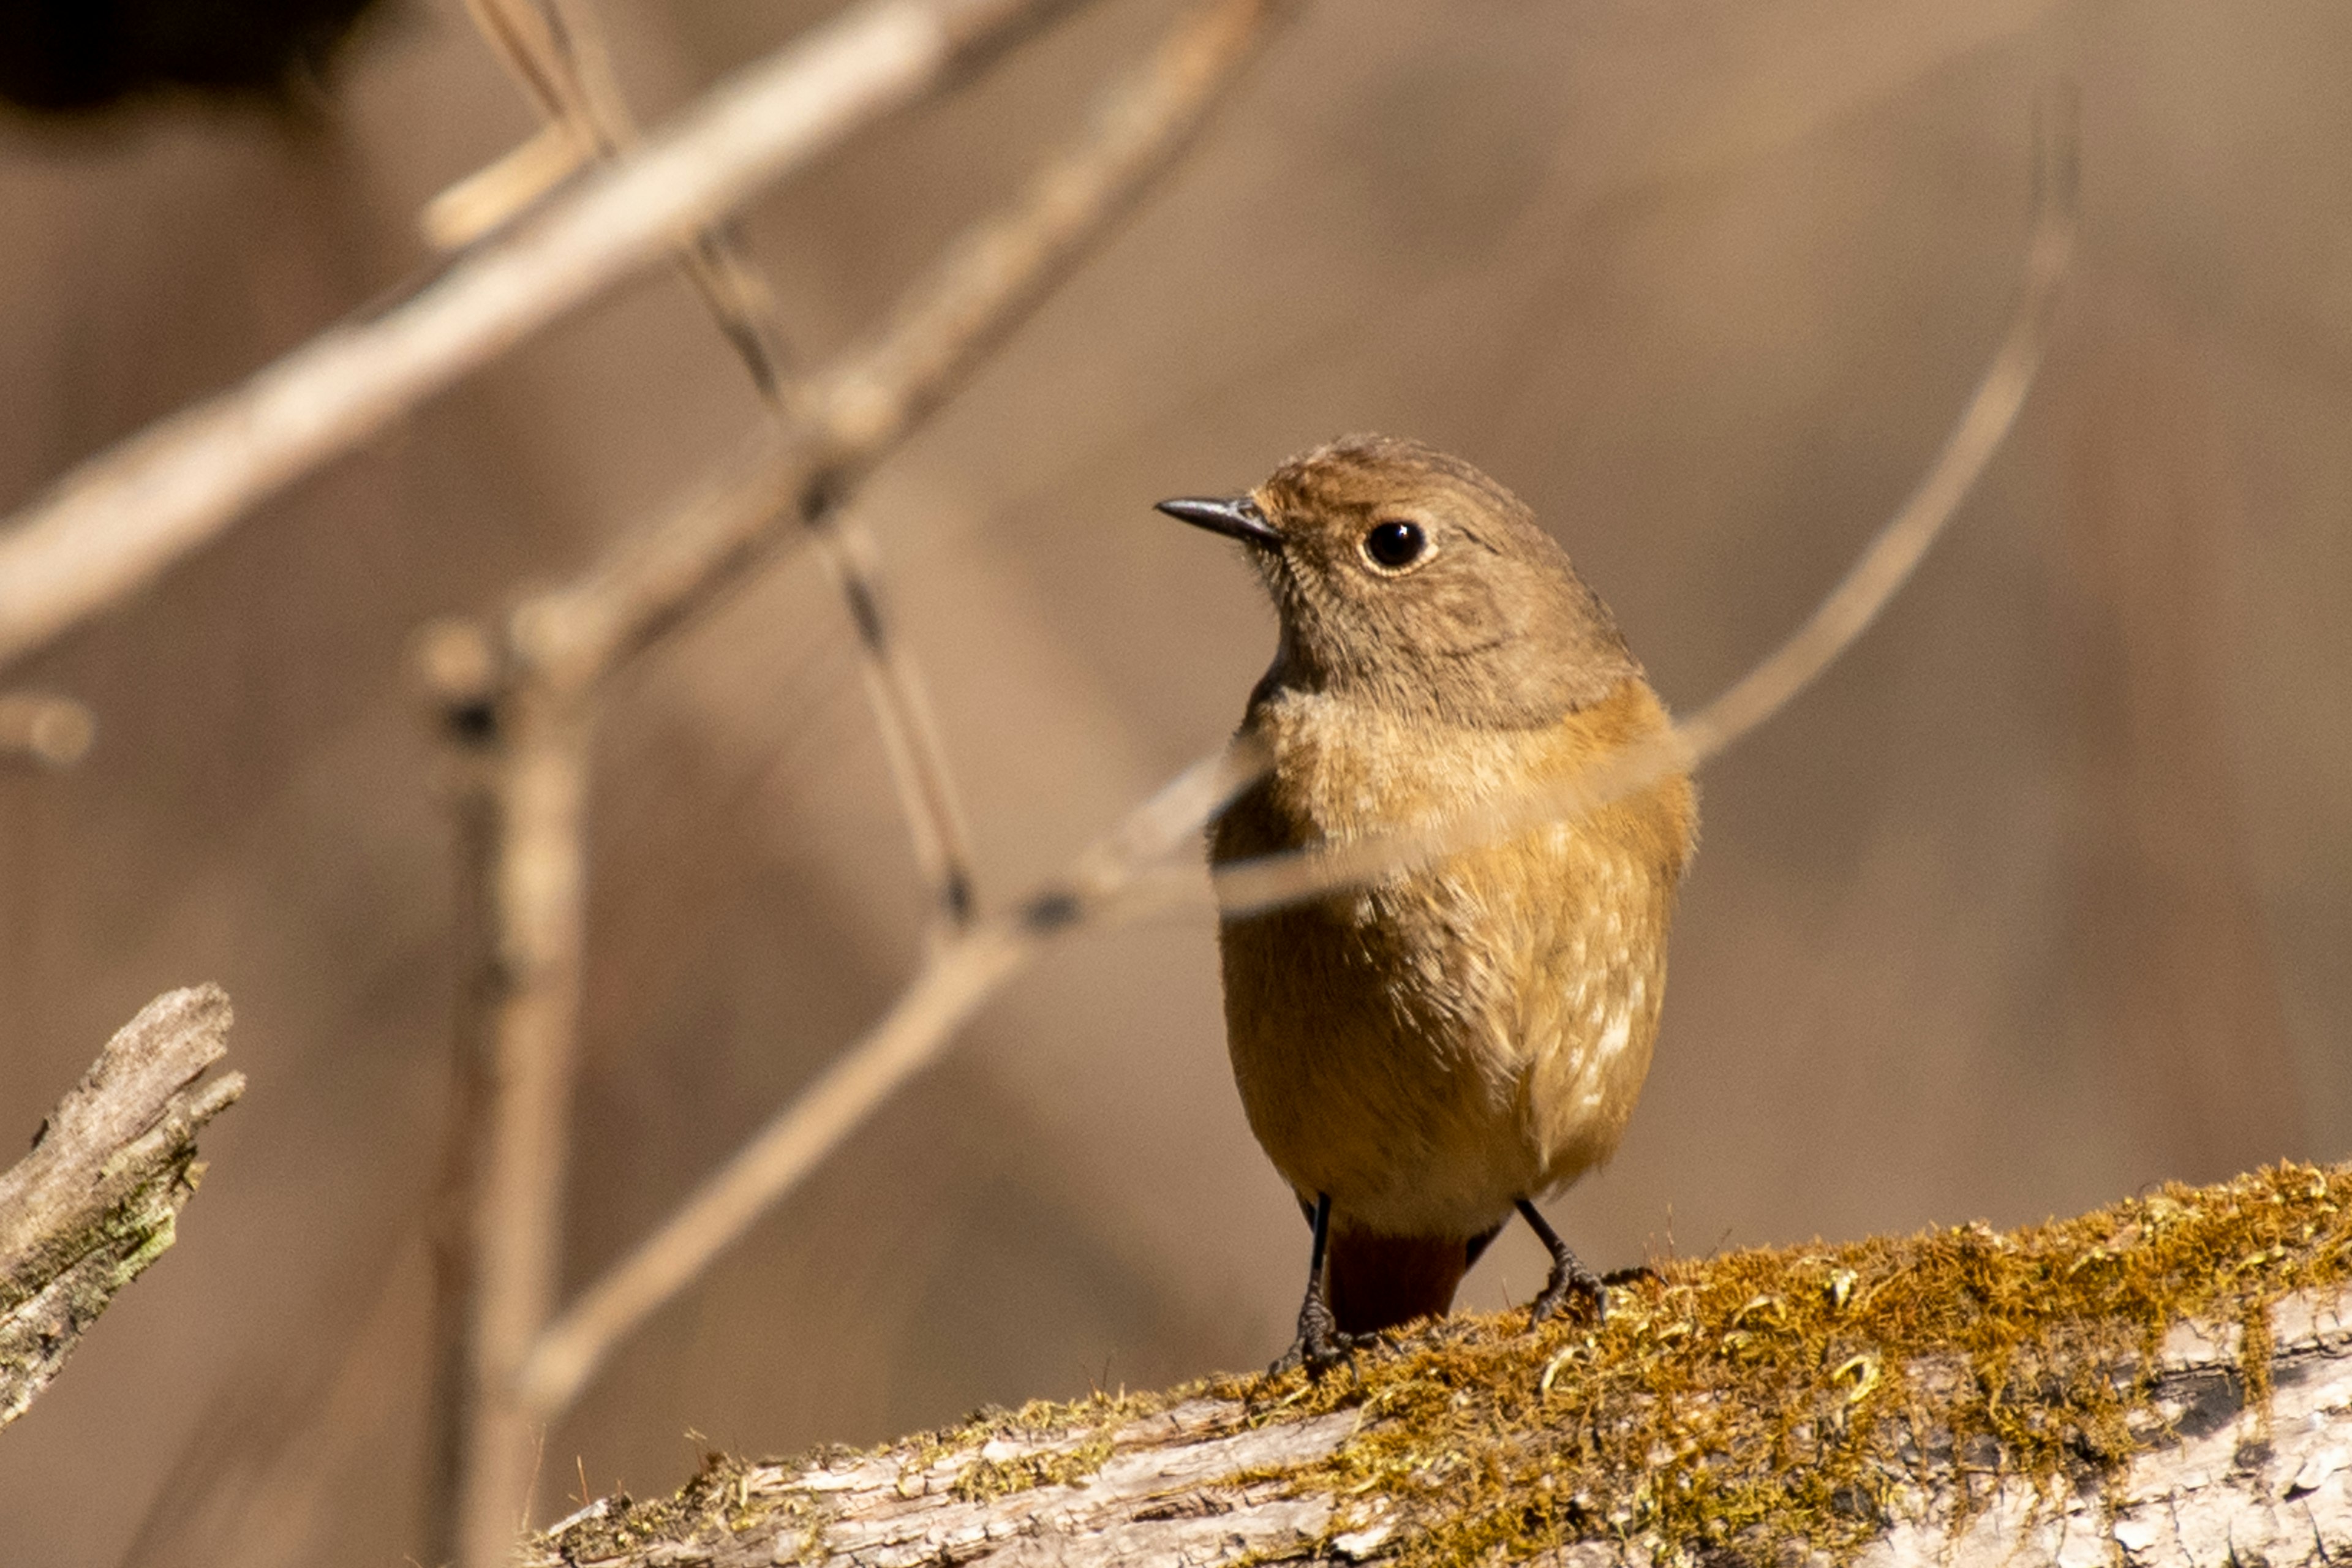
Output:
[
  {"xmin": 453, "ymin": 0, "xmax": 1291, "ymax": 700},
  {"xmin": 0, "ymin": 0, "xmax": 1085, "ymax": 674},
  {"xmin": 0, "ymin": 986, "xmax": 244, "ymax": 1430},
  {"xmin": 427, "ymin": 684, "xmax": 592, "ymax": 1568},
  {"xmin": 515, "ymin": 102, "xmax": 2076, "ymax": 1429},
  {"xmin": 460, "ymin": 0, "xmax": 979, "ymax": 937}
]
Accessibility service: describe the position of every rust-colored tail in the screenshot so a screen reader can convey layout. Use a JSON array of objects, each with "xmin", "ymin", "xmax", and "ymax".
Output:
[{"xmin": 1325, "ymin": 1229, "xmax": 1471, "ymax": 1336}]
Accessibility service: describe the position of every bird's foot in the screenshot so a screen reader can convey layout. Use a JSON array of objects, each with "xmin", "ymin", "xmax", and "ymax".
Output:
[
  {"xmin": 1268, "ymin": 1291, "xmax": 1366, "ymax": 1377},
  {"xmin": 1528, "ymin": 1258, "xmax": 1606, "ymax": 1328},
  {"xmin": 1518, "ymin": 1197, "xmax": 1608, "ymax": 1329}
]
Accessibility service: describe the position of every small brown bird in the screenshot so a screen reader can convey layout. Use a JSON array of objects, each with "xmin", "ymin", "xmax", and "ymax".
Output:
[{"xmin": 1159, "ymin": 435, "xmax": 1697, "ymax": 1372}]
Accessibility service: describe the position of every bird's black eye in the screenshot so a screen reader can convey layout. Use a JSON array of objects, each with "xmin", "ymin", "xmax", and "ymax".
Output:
[{"xmin": 1363, "ymin": 520, "xmax": 1427, "ymax": 570}]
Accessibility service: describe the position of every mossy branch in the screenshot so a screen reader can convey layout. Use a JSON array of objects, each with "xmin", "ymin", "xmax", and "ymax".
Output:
[
  {"xmin": 0, "ymin": 985, "xmax": 244, "ymax": 1430},
  {"xmin": 527, "ymin": 1163, "xmax": 2352, "ymax": 1567}
]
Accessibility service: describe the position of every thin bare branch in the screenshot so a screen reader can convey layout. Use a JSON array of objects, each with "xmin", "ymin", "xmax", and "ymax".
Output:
[
  {"xmin": 430, "ymin": 691, "xmax": 594, "ymax": 1568},
  {"xmin": 518, "ymin": 104, "xmax": 2074, "ymax": 1416},
  {"xmin": 0, "ymin": 986, "xmax": 243, "ymax": 1428},
  {"xmin": 809, "ymin": 524, "xmax": 981, "ymax": 933},
  {"xmin": 466, "ymin": 0, "xmax": 979, "ymax": 935},
  {"xmin": 518, "ymin": 737, "xmax": 1266, "ymax": 1417},
  {"xmin": 503, "ymin": 0, "xmax": 1292, "ymax": 694},
  {"xmin": 423, "ymin": 124, "xmax": 589, "ymax": 252},
  {"xmin": 0, "ymin": 0, "xmax": 1088, "ymax": 675},
  {"xmin": 465, "ymin": 0, "xmax": 593, "ymax": 134}
]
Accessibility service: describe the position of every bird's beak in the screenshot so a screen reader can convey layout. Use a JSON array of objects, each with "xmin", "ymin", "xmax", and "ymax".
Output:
[{"xmin": 1155, "ymin": 494, "xmax": 1280, "ymax": 547}]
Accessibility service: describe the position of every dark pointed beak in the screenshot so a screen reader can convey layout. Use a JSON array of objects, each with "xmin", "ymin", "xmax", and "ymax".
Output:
[{"xmin": 1155, "ymin": 494, "xmax": 1280, "ymax": 547}]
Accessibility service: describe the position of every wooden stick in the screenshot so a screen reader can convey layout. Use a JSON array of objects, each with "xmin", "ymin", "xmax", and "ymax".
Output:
[{"xmin": 0, "ymin": 0, "xmax": 1085, "ymax": 676}]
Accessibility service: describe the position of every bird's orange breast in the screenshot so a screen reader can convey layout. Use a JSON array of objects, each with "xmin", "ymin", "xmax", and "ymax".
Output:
[{"xmin": 1210, "ymin": 677, "xmax": 1695, "ymax": 1242}]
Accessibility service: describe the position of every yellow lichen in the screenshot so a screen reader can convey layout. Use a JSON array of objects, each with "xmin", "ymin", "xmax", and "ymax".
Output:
[{"xmin": 949, "ymin": 1431, "xmax": 1118, "ymax": 1502}]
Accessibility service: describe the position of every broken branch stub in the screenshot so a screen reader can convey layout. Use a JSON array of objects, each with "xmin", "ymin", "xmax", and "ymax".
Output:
[{"xmin": 0, "ymin": 984, "xmax": 245, "ymax": 1430}]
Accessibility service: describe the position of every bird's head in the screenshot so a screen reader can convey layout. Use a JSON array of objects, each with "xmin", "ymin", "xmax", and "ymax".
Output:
[{"xmin": 1159, "ymin": 434, "xmax": 1637, "ymax": 726}]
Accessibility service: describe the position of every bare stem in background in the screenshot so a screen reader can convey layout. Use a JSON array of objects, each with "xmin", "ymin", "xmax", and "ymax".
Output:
[
  {"xmin": 423, "ymin": 719, "xmax": 500, "ymax": 1566},
  {"xmin": 424, "ymin": 685, "xmax": 593, "ymax": 1568},
  {"xmin": 468, "ymin": 0, "xmax": 979, "ymax": 960},
  {"xmin": 0, "ymin": 0, "xmax": 1092, "ymax": 676},
  {"xmin": 809, "ymin": 528, "xmax": 980, "ymax": 936},
  {"xmin": 0, "ymin": 986, "xmax": 243, "ymax": 1430},
  {"xmin": 417, "ymin": 1, "xmax": 1289, "ymax": 1561},
  {"xmin": 519, "ymin": 102, "xmax": 2075, "ymax": 1418}
]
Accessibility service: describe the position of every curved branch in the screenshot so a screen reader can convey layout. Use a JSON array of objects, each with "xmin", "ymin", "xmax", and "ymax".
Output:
[{"xmin": 1210, "ymin": 108, "xmax": 2076, "ymax": 918}]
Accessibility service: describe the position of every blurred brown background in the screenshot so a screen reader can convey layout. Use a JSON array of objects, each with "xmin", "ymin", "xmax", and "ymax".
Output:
[{"xmin": 0, "ymin": 0, "xmax": 2346, "ymax": 1562}]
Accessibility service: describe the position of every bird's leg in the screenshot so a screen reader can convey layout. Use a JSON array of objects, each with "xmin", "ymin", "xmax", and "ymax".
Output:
[
  {"xmin": 1270, "ymin": 1192, "xmax": 1363, "ymax": 1376},
  {"xmin": 1517, "ymin": 1197, "xmax": 1607, "ymax": 1326}
]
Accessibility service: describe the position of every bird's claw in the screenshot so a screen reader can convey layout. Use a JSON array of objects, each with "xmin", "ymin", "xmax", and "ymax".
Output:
[
  {"xmin": 1528, "ymin": 1258, "xmax": 1607, "ymax": 1329},
  {"xmin": 1268, "ymin": 1291, "xmax": 1365, "ymax": 1377},
  {"xmin": 1268, "ymin": 1329, "xmax": 1365, "ymax": 1378},
  {"xmin": 1518, "ymin": 1197, "xmax": 1608, "ymax": 1330}
]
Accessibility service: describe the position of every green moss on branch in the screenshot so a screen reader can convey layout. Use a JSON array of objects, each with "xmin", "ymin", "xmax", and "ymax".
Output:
[
  {"xmin": 537, "ymin": 1162, "xmax": 2352, "ymax": 1568},
  {"xmin": 1276, "ymin": 1161, "xmax": 2352, "ymax": 1563}
]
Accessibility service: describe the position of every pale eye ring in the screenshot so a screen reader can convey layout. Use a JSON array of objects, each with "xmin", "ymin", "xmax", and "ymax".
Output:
[{"xmin": 1362, "ymin": 519, "xmax": 1428, "ymax": 570}]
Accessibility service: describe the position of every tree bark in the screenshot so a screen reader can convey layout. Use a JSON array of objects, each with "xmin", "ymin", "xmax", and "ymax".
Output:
[
  {"xmin": 0, "ymin": 985, "xmax": 243, "ymax": 1430},
  {"xmin": 526, "ymin": 1168, "xmax": 2352, "ymax": 1568}
]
